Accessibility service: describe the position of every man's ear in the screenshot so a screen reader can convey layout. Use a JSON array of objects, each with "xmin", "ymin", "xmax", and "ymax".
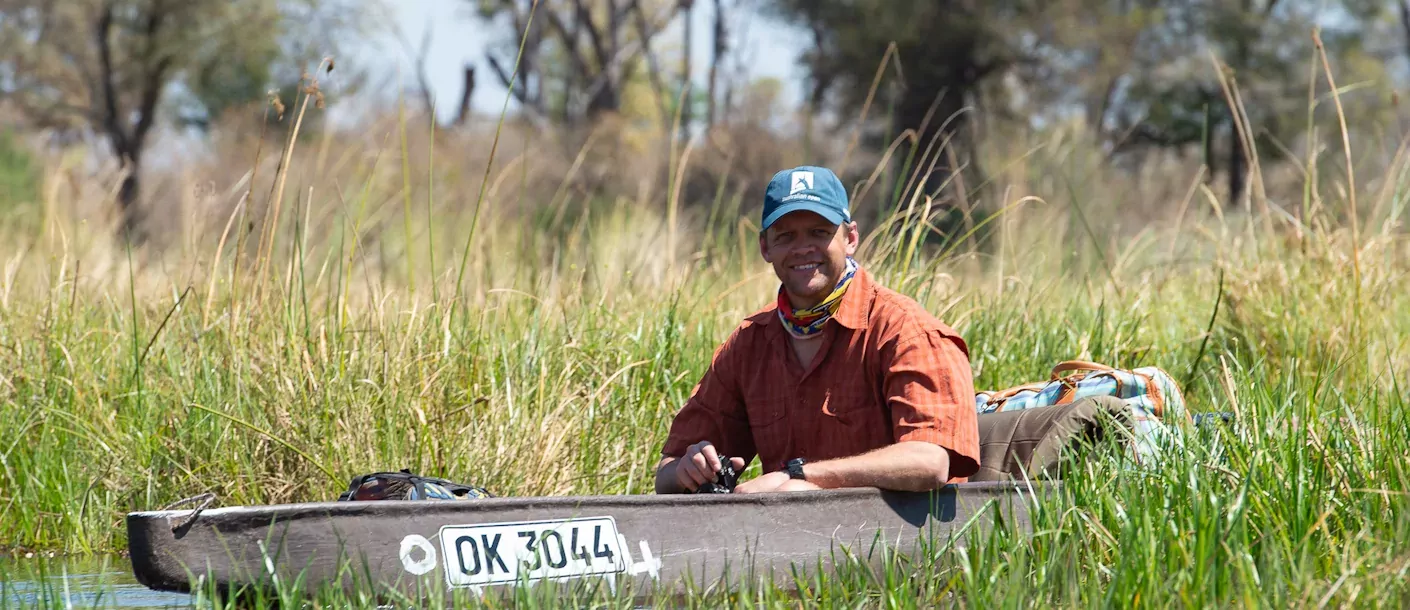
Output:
[
  {"xmin": 758, "ymin": 231, "xmax": 772, "ymax": 262},
  {"xmin": 843, "ymin": 222, "xmax": 860, "ymax": 256}
]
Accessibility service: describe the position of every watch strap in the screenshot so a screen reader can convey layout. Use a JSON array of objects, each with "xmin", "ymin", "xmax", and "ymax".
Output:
[{"xmin": 786, "ymin": 458, "xmax": 807, "ymax": 480}]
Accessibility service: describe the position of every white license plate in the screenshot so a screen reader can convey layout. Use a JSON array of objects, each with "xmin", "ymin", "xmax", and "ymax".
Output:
[{"xmin": 438, "ymin": 517, "xmax": 628, "ymax": 587}]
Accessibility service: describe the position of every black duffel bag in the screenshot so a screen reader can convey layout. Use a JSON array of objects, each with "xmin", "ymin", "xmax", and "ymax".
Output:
[{"xmin": 338, "ymin": 468, "xmax": 494, "ymax": 501}]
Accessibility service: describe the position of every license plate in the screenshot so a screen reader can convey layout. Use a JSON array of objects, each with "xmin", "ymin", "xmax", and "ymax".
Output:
[{"xmin": 438, "ymin": 517, "xmax": 628, "ymax": 587}]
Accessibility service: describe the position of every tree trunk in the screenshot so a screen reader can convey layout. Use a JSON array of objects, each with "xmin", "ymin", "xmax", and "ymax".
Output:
[
  {"xmin": 1203, "ymin": 117, "xmax": 1216, "ymax": 185},
  {"xmin": 895, "ymin": 73, "xmax": 974, "ymax": 193},
  {"xmin": 1232, "ymin": 1, "xmax": 1252, "ymax": 207},
  {"xmin": 706, "ymin": 0, "xmax": 726, "ymax": 127},
  {"xmin": 680, "ymin": 0, "xmax": 694, "ymax": 132},
  {"xmin": 1228, "ymin": 122, "xmax": 1246, "ymax": 206},
  {"xmin": 455, "ymin": 66, "xmax": 476, "ymax": 126},
  {"xmin": 117, "ymin": 155, "xmax": 143, "ymax": 239},
  {"xmin": 900, "ymin": 92, "xmax": 970, "ymax": 192},
  {"xmin": 629, "ymin": 0, "xmax": 672, "ymax": 130},
  {"xmin": 588, "ymin": 88, "xmax": 619, "ymax": 119}
]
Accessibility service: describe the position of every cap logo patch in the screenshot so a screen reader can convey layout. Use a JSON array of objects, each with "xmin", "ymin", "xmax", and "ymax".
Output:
[{"xmin": 789, "ymin": 171, "xmax": 814, "ymax": 195}]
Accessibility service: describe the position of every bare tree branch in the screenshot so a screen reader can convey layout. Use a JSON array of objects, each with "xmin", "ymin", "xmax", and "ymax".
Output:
[
  {"xmin": 486, "ymin": 53, "xmax": 533, "ymax": 106},
  {"xmin": 495, "ymin": 0, "xmax": 543, "ymax": 113},
  {"xmin": 607, "ymin": 0, "xmax": 623, "ymax": 76},
  {"xmin": 131, "ymin": 0, "xmax": 174, "ymax": 163},
  {"xmin": 484, "ymin": 54, "xmax": 550, "ymax": 126},
  {"xmin": 573, "ymin": 1, "xmax": 679, "ymax": 118},
  {"xmin": 629, "ymin": 0, "xmax": 670, "ymax": 129},
  {"xmin": 477, "ymin": 0, "xmax": 678, "ymax": 122},
  {"xmin": 571, "ymin": 0, "xmax": 610, "ymax": 72},
  {"xmin": 542, "ymin": 8, "xmax": 593, "ymax": 91}
]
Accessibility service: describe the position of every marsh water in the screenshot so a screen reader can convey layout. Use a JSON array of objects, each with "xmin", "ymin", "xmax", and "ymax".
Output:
[{"xmin": 0, "ymin": 556, "xmax": 191, "ymax": 609}]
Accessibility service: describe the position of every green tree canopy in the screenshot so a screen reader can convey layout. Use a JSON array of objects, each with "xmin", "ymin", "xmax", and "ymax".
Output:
[{"xmin": 762, "ymin": 0, "xmax": 1403, "ymax": 214}]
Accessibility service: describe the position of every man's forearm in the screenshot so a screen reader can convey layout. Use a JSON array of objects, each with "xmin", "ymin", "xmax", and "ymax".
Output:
[{"xmin": 802, "ymin": 442, "xmax": 953, "ymax": 491}]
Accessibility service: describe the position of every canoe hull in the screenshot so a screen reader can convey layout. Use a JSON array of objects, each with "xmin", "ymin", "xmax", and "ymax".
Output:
[{"xmin": 127, "ymin": 482, "xmax": 1043, "ymax": 599}]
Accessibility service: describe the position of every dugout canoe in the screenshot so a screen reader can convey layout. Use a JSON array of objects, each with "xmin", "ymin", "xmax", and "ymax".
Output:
[{"xmin": 127, "ymin": 481, "xmax": 1050, "ymax": 600}]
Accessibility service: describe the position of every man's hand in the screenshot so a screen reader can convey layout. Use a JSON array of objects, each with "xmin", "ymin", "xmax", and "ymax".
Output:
[
  {"xmin": 732, "ymin": 471, "xmax": 788, "ymax": 494},
  {"xmin": 654, "ymin": 441, "xmax": 746, "ymax": 494},
  {"xmin": 732, "ymin": 471, "xmax": 822, "ymax": 493},
  {"xmin": 677, "ymin": 441, "xmax": 741, "ymax": 491}
]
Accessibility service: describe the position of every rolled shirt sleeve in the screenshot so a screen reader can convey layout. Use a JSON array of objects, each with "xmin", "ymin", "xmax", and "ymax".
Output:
[{"xmin": 883, "ymin": 329, "xmax": 981, "ymax": 480}]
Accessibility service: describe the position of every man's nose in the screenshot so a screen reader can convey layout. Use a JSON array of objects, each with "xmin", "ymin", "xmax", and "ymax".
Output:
[{"xmin": 788, "ymin": 240, "xmax": 819, "ymax": 255}]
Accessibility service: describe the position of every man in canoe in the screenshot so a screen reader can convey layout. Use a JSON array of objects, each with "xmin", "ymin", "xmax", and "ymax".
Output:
[{"xmin": 654, "ymin": 165, "xmax": 981, "ymax": 494}]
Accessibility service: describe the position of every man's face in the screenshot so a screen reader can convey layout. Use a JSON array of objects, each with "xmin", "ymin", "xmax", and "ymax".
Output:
[{"xmin": 759, "ymin": 211, "xmax": 859, "ymax": 308}]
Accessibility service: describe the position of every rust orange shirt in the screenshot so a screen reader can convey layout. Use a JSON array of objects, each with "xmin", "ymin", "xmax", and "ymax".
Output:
[{"xmin": 661, "ymin": 266, "xmax": 981, "ymax": 482}]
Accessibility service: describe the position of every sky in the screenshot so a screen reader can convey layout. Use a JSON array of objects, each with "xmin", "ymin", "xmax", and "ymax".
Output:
[{"xmin": 340, "ymin": 0, "xmax": 810, "ymax": 122}]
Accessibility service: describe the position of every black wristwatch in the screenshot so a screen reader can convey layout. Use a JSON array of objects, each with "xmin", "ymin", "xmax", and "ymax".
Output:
[{"xmin": 786, "ymin": 457, "xmax": 807, "ymax": 480}]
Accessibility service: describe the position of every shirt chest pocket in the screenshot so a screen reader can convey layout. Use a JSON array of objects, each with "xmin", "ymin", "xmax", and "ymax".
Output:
[
  {"xmin": 743, "ymin": 395, "xmax": 787, "ymax": 427},
  {"xmin": 820, "ymin": 388, "xmax": 879, "ymax": 424}
]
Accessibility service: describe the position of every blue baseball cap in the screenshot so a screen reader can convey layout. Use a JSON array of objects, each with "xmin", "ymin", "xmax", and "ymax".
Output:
[{"xmin": 761, "ymin": 165, "xmax": 851, "ymax": 230}]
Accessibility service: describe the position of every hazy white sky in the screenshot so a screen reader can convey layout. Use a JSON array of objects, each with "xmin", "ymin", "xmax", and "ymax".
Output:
[{"xmin": 344, "ymin": 0, "xmax": 809, "ymax": 121}]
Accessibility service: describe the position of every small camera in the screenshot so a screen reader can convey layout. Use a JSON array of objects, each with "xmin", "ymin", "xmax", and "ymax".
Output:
[{"xmin": 695, "ymin": 455, "xmax": 739, "ymax": 494}]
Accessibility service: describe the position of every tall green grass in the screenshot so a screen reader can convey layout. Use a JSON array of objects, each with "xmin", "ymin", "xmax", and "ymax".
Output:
[{"xmin": 2, "ymin": 60, "xmax": 1409, "ymax": 607}]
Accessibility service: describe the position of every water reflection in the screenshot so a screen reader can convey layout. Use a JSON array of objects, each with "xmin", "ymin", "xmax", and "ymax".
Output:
[{"xmin": 0, "ymin": 556, "xmax": 191, "ymax": 609}]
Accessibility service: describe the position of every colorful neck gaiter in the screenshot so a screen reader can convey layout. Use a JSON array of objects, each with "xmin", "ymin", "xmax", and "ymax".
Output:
[{"xmin": 776, "ymin": 257, "xmax": 859, "ymax": 340}]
